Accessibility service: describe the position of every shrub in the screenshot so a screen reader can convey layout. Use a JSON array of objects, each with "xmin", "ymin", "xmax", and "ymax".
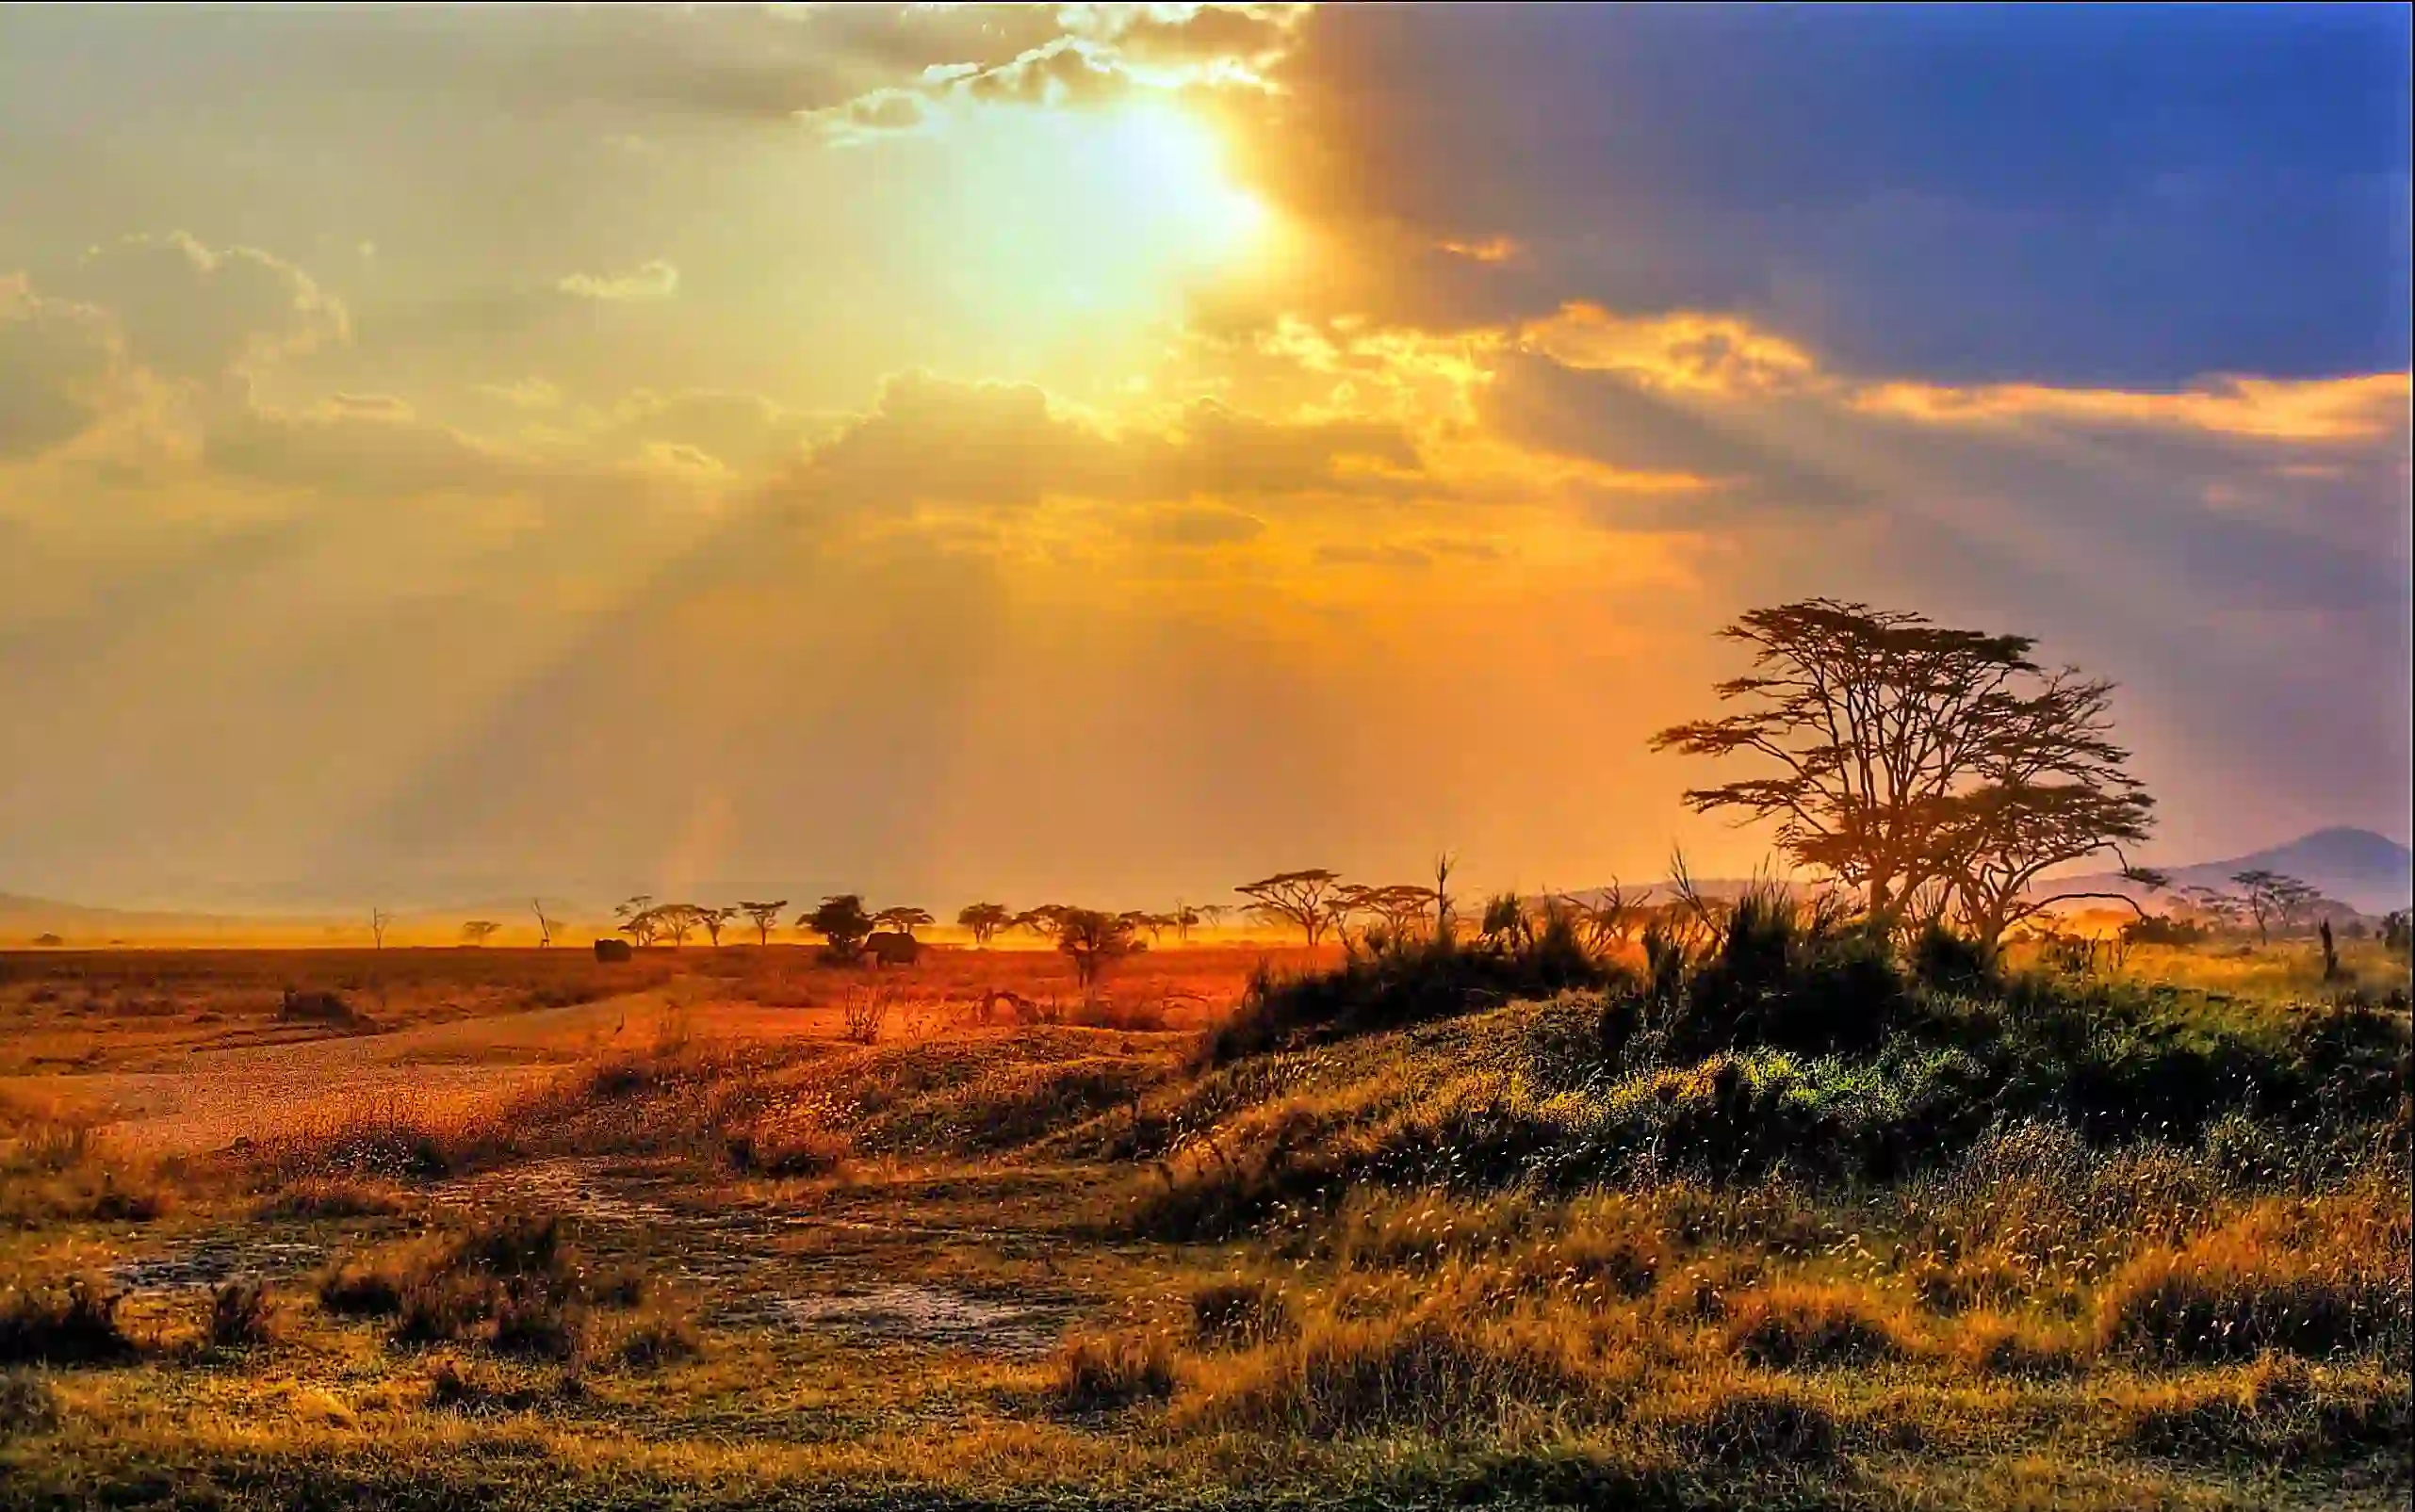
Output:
[
  {"xmin": 724, "ymin": 1122, "xmax": 849, "ymax": 1178},
  {"xmin": 392, "ymin": 1273, "xmax": 488, "ymax": 1346},
  {"xmin": 1666, "ymin": 1380, "xmax": 1842, "ymax": 1465},
  {"xmin": 1203, "ymin": 933, "xmax": 1616, "ymax": 1066},
  {"xmin": 207, "ymin": 1277, "xmax": 275, "ymax": 1348},
  {"xmin": 1722, "ymin": 1282, "xmax": 1910, "ymax": 1370},
  {"xmin": 2124, "ymin": 1357, "xmax": 2412, "ymax": 1466},
  {"xmin": 1951, "ymin": 1314, "xmax": 2086, "ymax": 1378},
  {"xmin": 1051, "ymin": 1327, "xmax": 1178, "ymax": 1412},
  {"xmin": 613, "ymin": 1309, "xmax": 702, "ymax": 1369},
  {"xmin": 0, "ymin": 1277, "xmax": 136, "ymax": 1365},
  {"xmin": 2097, "ymin": 1199, "xmax": 2411, "ymax": 1363},
  {"xmin": 318, "ymin": 1259, "xmax": 406, "ymax": 1318},
  {"xmin": 1186, "ymin": 1311, "xmax": 1594, "ymax": 1437},
  {"xmin": 489, "ymin": 1293, "xmax": 584, "ymax": 1361},
  {"xmin": 1190, "ymin": 1278, "xmax": 1294, "ymax": 1349},
  {"xmin": 254, "ymin": 1178, "xmax": 409, "ymax": 1220},
  {"xmin": 0, "ymin": 1372, "xmax": 60, "ymax": 1437}
]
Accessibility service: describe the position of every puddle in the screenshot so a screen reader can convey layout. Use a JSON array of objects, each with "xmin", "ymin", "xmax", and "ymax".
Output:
[
  {"xmin": 433, "ymin": 1156, "xmax": 678, "ymax": 1225},
  {"xmin": 112, "ymin": 1239, "xmax": 324, "ymax": 1294},
  {"xmin": 749, "ymin": 1283, "xmax": 1069, "ymax": 1358}
]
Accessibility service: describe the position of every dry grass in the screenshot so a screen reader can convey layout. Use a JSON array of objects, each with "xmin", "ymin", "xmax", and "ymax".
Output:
[
  {"xmin": 2096, "ymin": 1194, "xmax": 2411, "ymax": 1363},
  {"xmin": 0, "ymin": 936, "xmax": 2405, "ymax": 1510}
]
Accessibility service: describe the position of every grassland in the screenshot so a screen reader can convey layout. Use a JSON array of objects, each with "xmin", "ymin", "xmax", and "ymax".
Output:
[{"xmin": 0, "ymin": 927, "xmax": 2406, "ymax": 1510}]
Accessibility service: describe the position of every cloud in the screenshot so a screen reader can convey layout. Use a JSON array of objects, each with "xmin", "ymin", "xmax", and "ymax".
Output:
[
  {"xmin": 67, "ymin": 232, "xmax": 348, "ymax": 382},
  {"xmin": 557, "ymin": 259, "xmax": 679, "ymax": 301},
  {"xmin": 204, "ymin": 398, "xmax": 526, "ymax": 502},
  {"xmin": 776, "ymin": 370, "xmax": 1425, "ymax": 516},
  {"xmin": 1240, "ymin": 5, "xmax": 2411, "ymax": 385},
  {"xmin": 1479, "ymin": 351, "xmax": 1863, "ymax": 513},
  {"xmin": 1139, "ymin": 504, "xmax": 1265, "ymax": 547},
  {"xmin": 1852, "ymin": 372, "xmax": 2411, "ymax": 443},
  {"xmin": 0, "ymin": 276, "xmax": 117, "ymax": 459}
]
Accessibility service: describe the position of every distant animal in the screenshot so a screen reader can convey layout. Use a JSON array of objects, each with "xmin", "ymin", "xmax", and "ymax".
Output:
[
  {"xmin": 593, "ymin": 938, "xmax": 633, "ymax": 963},
  {"xmin": 865, "ymin": 931, "xmax": 921, "ymax": 967}
]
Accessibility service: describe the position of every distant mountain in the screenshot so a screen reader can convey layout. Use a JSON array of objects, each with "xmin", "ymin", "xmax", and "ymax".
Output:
[
  {"xmin": 2044, "ymin": 828, "xmax": 2413, "ymax": 917},
  {"xmin": 1552, "ymin": 829, "xmax": 2415, "ymax": 920}
]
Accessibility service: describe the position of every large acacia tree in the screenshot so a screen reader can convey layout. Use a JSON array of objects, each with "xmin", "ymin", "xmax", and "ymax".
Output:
[
  {"xmin": 1654, "ymin": 599, "xmax": 2153, "ymax": 946},
  {"xmin": 1236, "ymin": 870, "xmax": 1345, "ymax": 946}
]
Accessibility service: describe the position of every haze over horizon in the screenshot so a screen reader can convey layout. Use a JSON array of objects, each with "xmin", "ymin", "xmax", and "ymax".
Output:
[{"xmin": 4, "ymin": 4, "xmax": 2409, "ymax": 913}]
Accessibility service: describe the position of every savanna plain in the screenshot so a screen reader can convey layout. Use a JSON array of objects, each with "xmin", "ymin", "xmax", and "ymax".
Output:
[{"xmin": 1, "ymin": 907, "xmax": 2407, "ymax": 1512}]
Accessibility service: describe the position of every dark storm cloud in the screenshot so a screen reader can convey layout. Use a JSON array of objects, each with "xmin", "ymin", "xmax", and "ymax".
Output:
[{"xmin": 1248, "ymin": 4, "xmax": 2412, "ymax": 384}]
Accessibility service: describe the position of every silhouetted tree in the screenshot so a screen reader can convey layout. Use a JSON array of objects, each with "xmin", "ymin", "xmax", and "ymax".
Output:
[
  {"xmin": 697, "ymin": 905, "xmax": 737, "ymax": 947},
  {"xmin": 614, "ymin": 895, "xmax": 659, "ymax": 947},
  {"xmin": 957, "ymin": 902, "xmax": 1013, "ymax": 948},
  {"xmin": 530, "ymin": 899, "xmax": 555, "ymax": 949},
  {"xmin": 2230, "ymin": 870, "xmax": 2308, "ymax": 945},
  {"xmin": 1056, "ymin": 907, "xmax": 1143, "ymax": 996},
  {"xmin": 1237, "ymin": 869, "xmax": 1345, "ymax": 946},
  {"xmin": 1013, "ymin": 904, "xmax": 1072, "ymax": 943},
  {"xmin": 461, "ymin": 919, "xmax": 501, "ymax": 947},
  {"xmin": 801, "ymin": 895, "xmax": 874, "ymax": 961},
  {"xmin": 370, "ymin": 908, "xmax": 393, "ymax": 951},
  {"xmin": 737, "ymin": 900, "xmax": 789, "ymax": 946},
  {"xmin": 1655, "ymin": 599, "xmax": 2153, "ymax": 932},
  {"xmin": 872, "ymin": 905, "xmax": 935, "ymax": 939}
]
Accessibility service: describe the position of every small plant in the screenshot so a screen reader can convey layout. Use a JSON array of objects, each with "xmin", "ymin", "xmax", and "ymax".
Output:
[
  {"xmin": 318, "ymin": 1258, "xmax": 406, "ymax": 1317},
  {"xmin": 613, "ymin": 1309, "xmax": 703, "ymax": 1369},
  {"xmin": 841, "ymin": 985, "xmax": 889, "ymax": 1045},
  {"xmin": 1051, "ymin": 1326, "xmax": 1178, "ymax": 1411},
  {"xmin": 1191, "ymin": 1277, "xmax": 1294, "ymax": 1349},
  {"xmin": 0, "ymin": 1371, "xmax": 60, "ymax": 1437},
  {"xmin": 207, "ymin": 1277, "xmax": 276, "ymax": 1348},
  {"xmin": 0, "ymin": 1276, "xmax": 135, "ymax": 1365}
]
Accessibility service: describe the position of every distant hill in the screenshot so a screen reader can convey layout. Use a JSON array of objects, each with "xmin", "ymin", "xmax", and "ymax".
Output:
[{"xmin": 2044, "ymin": 828, "xmax": 2413, "ymax": 917}]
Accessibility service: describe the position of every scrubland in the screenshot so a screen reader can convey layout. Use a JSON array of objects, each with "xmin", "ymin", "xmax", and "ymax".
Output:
[{"xmin": 0, "ymin": 922, "xmax": 2406, "ymax": 1510}]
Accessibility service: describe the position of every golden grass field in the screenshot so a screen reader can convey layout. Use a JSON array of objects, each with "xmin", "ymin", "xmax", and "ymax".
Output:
[{"xmin": 0, "ymin": 933, "xmax": 2407, "ymax": 1510}]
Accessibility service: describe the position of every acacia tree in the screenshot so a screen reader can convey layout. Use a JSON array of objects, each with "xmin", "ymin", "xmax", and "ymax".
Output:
[
  {"xmin": 957, "ymin": 902, "xmax": 1013, "ymax": 948},
  {"xmin": 1654, "ymin": 599, "xmax": 2153, "ymax": 933},
  {"xmin": 647, "ymin": 903, "xmax": 707, "ymax": 948},
  {"xmin": 614, "ymin": 895, "xmax": 659, "ymax": 947},
  {"xmin": 736, "ymin": 899, "xmax": 790, "ymax": 946},
  {"xmin": 530, "ymin": 899, "xmax": 556, "ymax": 949},
  {"xmin": 801, "ymin": 895, "xmax": 874, "ymax": 960},
  {"xmin": 696, "ymin": 905, "xmax": 737, "ymax": 947},
  {"xmin": 873, "ymin": 905, "xmax": 935, "ymax": 939},
  {"xmin": 1013, "ymin": 904, "xmax": 1072, "ymax": 943},
  {"xmin": 1236, "ymin": 870, "xmax": 1345, "ymax": 947},
  {"xmin": 1056, "ymin": 907, "xmax": 1143, "ymax": 996},
  {"xmin": 2230, "ymin": 870, "xmax": 2320, "ymax": 944},
  {"xmin": 461, "ymin": 919, "xmax": 501, "ymax": 946}
]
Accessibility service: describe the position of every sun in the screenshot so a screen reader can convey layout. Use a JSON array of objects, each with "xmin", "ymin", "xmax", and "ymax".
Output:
[
  {"xmin": 934, "ymin": 94, "xmax": 1278, "ymax": 325},
  {"xmin": 1087, "ymin": 99, "xmax": 1271, "ymax": 262}
]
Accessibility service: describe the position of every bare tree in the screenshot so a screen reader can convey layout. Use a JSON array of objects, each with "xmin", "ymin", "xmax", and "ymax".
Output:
[
  {"xmin": 957, "ymin": 902, "xmax": 1013, "ymax": 948},
  {"xmin": 530, "ymin": 899, "xmax": 556, "ymax": 950},
  {"xmin": 1236, "ymin": 870, "xmax": 1345, "ymax": 947},
  {"xmin": 736, "ymin": 899, "xmax": 789, "ymax": 947},
  {"xmin": 370, "ymin": 907, "xmax": 393, "ymax": 951},
  {"xmin": 1433, "ymin": 852, "xmax": 1457, "ymax": 941},
  {"xmin": 461, "ymin": 919, "xmax": 501, "ymax": 947}
]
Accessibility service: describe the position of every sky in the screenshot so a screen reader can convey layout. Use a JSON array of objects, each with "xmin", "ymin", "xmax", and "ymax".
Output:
[{"xmin": 1, "ymin": 2, "xmax": 2408, "ymax": 915}]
